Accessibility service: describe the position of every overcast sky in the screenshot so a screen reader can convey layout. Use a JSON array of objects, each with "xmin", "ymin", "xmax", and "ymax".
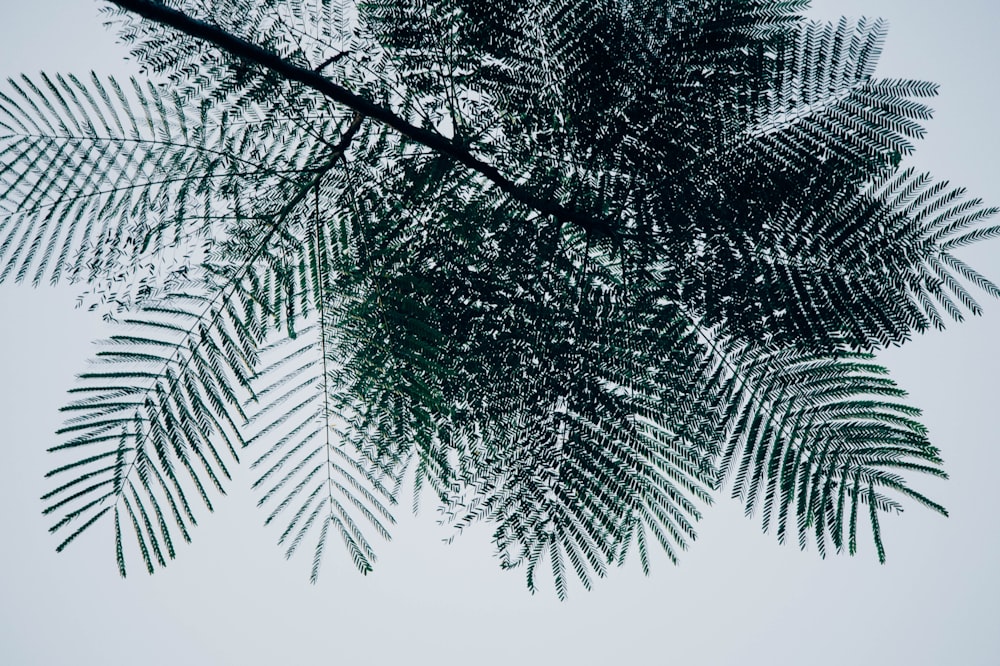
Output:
[{"xmin": 1, "ymin": 2, "xmax": 998, "ymax": 665}]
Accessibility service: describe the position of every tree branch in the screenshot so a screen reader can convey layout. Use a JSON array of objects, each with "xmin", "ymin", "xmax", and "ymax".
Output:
[{"xmin": 107, "ymin": 0, "xmax": 618, "ymax": 241}]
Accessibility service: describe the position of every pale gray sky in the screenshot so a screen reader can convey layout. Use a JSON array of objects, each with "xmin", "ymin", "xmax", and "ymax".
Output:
[{"xmin": 1, "ymin": 2, "xmax": 998, "ymax": 664}]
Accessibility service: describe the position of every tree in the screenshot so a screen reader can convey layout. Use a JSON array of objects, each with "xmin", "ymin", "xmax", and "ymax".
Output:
[{"xmin": 1, "ymin": 0, "xmax": 997, "ymax": 598}]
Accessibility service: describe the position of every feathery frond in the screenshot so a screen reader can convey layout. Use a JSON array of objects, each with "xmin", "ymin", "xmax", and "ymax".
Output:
[{"xmin": 43, "ymin": 275, "xmax": 262, "ymax": 574}]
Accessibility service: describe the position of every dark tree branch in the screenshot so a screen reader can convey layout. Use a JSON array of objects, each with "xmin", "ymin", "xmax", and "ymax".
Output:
[{"xmin": 107, "ymin": 0, "xmax": 618, "ymax": 241}]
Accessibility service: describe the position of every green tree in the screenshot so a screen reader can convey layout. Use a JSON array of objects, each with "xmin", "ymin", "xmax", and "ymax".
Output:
[{"xmin": 2, "ymin": 0, "xmax": 997, "ymax": 598}]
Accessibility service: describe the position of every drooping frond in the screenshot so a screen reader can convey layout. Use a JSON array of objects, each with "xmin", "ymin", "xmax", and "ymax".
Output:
[
  {"xmin": 416, "ymin": 217, "xmax": 724, "ymax": 595},
  {"xmin": 734, "ymin": 18, "xmax": 933, "ymax": 172},
  {"xmin": 716, "ymin": 344, "xmax": 946, "ymax": 562},
  {"xmin": 42, "ymin": 275, "xmax": 263, "ymax": 575},
  {"xmin": 693, "ymin": 166, "xmax": 1000, "ymax": 351},
  {"xmin": 248, "ymin": 323, "xmax": 396, "ymax": 580},
  {"xmin": 0, "ymin": 71, "xmax": 352, "ymax": 315},
  {"xmin": 0, "ymin": 73, "xmax": 220, "ymax": 290},
  {"xmin": 439, "ymin": 292, "xmax": 722, "ymax": 598},
  {"xmin": 245, "ymin": 189, "xmax": 403, "ymax": 580}
]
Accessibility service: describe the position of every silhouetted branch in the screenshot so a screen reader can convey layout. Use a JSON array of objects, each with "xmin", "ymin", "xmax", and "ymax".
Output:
[{"xmin": 107, "ymin": 0, "xmax": 618, "ymax": 241}]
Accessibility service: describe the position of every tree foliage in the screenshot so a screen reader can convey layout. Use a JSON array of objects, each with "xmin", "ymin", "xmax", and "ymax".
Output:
[{"xmin": 2, "ymin": 0, "xmax": 998, "ymax": 597}]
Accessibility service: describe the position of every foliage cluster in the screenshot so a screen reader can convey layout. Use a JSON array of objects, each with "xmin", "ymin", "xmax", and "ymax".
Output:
[{"xmin": 2, "ymin": 0, "xmax": 998, "ymax": 597}]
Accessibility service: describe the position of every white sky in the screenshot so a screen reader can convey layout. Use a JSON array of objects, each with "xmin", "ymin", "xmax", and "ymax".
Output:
[{"xmin": 1, "ymin": 1, "xmax": 998, "ymax": 664}]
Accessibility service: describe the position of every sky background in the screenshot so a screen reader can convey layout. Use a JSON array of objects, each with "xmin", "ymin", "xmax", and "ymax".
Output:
[{"xmin": 1, "ymin": 1, "xmax": 998, "ymax": 664}]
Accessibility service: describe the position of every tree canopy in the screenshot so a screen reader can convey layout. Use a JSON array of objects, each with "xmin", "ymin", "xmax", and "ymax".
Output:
[{"xmin": 1, "ymin": 0, "xmax": 998, "ymax": 598}]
